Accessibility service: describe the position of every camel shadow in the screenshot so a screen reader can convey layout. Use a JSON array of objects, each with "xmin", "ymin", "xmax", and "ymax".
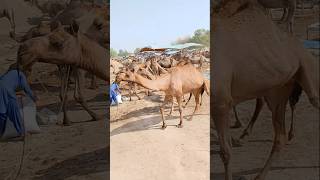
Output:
[
  {"xmin": 33, "ymin": 147, "xmax": 108, "ymax": 180},
  {"xmin": 211, "ymin": 166, "xmax": 320, "ymax": 179},
  {"xmin": 110, "ymin": 113, "xmax": 185, "ymax": 136}
]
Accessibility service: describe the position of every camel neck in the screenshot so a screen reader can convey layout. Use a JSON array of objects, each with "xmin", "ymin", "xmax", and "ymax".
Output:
[
  {"xmin": 78, "ymin": 34, "xmax": 107, "ymax": 81},
  {"xmin": 133, "ymin": 73, "xmax": 169, "ymax": 91}
]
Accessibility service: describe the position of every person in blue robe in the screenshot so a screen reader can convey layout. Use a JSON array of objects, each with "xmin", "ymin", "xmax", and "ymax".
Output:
[
  {"xmin": 0, "ymin": 68, "xmax": 37, "ymax": 137},
  {"xmin": 110, "ymin": 81, "xmax": 121, "ymax": 105}
]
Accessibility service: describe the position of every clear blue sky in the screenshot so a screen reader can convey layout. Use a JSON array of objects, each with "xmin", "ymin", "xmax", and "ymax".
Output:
[{"xmin": 110, "ymin": 0, "xmax": 209, "ymax": 52}]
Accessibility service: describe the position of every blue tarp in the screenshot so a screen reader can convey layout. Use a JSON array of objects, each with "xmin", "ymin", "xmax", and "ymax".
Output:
[{"xmin": 303, "ymin": 40, "xmax": 320, "ymax": 49}]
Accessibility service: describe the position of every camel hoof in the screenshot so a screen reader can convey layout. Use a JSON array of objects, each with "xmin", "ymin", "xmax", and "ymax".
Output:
[
  {"xmin": 176, "ymin": 124, "xmax": 183, "ymax": 128},
  {"xmin": 161, "ymin": 124, "xmax": 167, "ymax": 129}
]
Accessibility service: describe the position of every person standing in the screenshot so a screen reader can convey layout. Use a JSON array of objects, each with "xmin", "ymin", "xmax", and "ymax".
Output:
[{"xmin": 0, "ymin": 68, "xmax": 37, "ymax": 137}]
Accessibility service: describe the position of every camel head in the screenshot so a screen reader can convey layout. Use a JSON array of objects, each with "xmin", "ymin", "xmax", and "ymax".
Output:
[
  {"xmin": 18, "ymin": 20, "xmax": 83, "ymax": 71},
  {"xmin": 85, "ymin": 17, "xmax": 108, "ymax": 48},
  {"xmin": 115, "ymin": 68, "xmax": 136, "ymax": 83}
]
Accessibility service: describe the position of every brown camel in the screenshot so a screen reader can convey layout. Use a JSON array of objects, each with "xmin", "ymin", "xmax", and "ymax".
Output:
[
  {"xmin": 237, "ymin": 82, "xmax": 302, "ymax": 142},
  {"xmin": 121, "ymin": 63, "xmax": 209, "ymax": 128},
  {"xmin": 0, "ymin": 0, "xmax": 16, "ymax": 38},
  {"xmin": 17, "ymin": 21, "xmax": 107, "ymax": 125},
  {"xmin": 212, "ymin": 1, "xmax": 319, "ymax": 180}
]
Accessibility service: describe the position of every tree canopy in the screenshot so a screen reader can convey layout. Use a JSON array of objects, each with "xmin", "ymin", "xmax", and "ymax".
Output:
[
  {"xmin": 110, "ymin": 48, "xmax": 118, "ymax": 58},
  {"xmin": 172, "ymin": 29, "xmax": 210, "ymax": 47}
]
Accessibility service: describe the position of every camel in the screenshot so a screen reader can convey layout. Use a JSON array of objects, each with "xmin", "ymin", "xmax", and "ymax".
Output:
[
  {"xmin": 212, "ymin": 1, "xmax": 319, "ymax": 179},
  {"xmin": 120, "ymin": 63, "xmax": 209, "ymax": 128},
  {"xmin": 258, "ymin": 0, "xmax": 296, "ymax": 33},
  {"xmin": 237, "ymin": 82, "xmax": 302, "ymax": 142},
  {"xmin": 17, "ymin": 20, "xmax": 107, "ymax": 125},
  {"xmin": 0, "ymin": 0, "xmax": 16, "ymax": 38},
  {"xmin": 24, "ymin": 0, "xmax": 69, "ymax": 17}
]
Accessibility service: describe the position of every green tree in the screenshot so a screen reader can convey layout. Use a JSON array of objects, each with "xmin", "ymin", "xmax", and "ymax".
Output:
[
  {"xmin": 110, "ymin": 48, "xmax": 118, "ymax": 58},
  {"xmin": 134, "ymin": 48, "xmax": 141, "ymax": 54},
  {"xmin": 118, "ymin": 49, "xmax": 130, "ymax": 57},
  {"xmin": 172, "ymin": 29, "xmax": 210, "ymax": 47}
]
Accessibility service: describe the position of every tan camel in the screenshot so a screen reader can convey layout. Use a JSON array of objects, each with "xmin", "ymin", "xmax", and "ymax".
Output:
[
  {"xmin": 0, "ymin": 0, "xmax": 16, "ymax": 38},
  {"xmin": 121, "ymin": 63, "xmax": 209, "ymax": 128},
  {"xmin": 17, "ymin": 21, "xmax": 107, "ymax": 125},
  {"xmin": 212, "ymin": 1, "xmax": 319, "ymax": 180}
]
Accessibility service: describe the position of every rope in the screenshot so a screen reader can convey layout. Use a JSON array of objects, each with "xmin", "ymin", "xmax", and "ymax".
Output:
[{"xmin": 13, "ymin": 96, "xmax": 26, "ymax": 180}]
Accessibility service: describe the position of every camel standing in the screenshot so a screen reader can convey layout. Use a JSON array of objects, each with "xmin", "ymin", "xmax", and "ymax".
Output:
[
  {"xmin": 17, "ymin": 21, "xmax": 107, "ymax": 125},
  {"xmin": 212, "ymin": 1, "xmax": 319, "ymax": 180},
  {"xmin": 121, "ymin": 63, "xmax": 209, "ymax": 128}
]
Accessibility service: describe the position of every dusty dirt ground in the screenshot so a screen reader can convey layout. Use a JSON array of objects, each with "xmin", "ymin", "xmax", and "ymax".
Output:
[
  {"xmin": 110, "ymin": 66, "xmax": 210, "ymax": 180},
  {"xmin": 0, "ymin": 1, "xmax": 108, "ymax": 179},
  {"xmin": 212, "ymin": 7, "xmax": 320, "ymax": 180}
]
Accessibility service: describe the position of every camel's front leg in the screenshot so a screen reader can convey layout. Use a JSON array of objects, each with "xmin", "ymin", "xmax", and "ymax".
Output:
[
  {"xmin": 160, "ymin": 96, "xmax": 171, "ymax": 129},
  {"xmin": 59, "ymin": 65, "xmax": 71, "ymax": 125},
  {"xmin": 175, "ymin": 96, "xmax": 184, "ymax": 128},
  {"xmin": 74, "ymin": 68, "xmax": 101, "ymax": 121},
  {"xmin": 213, "ymin": 98, "xmax": 233, "ymax": 180},
  {"xmin": 133, "ymin": 83, "xmax": 141, "ymax": 100}
]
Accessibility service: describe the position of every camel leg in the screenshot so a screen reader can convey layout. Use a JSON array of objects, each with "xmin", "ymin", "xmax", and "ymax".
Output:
[
  {"xmin": 59, "ymin": 65, "xmax": 71, "ymax": 126},
  {"xmin": 168, "ymin": 98, "xmax": 174, "ymax": 116},
  {"xmin": 89, "ymin": 74, "xmax": 98, "ymax": 89},
  {"xmin": 73, "ymin": 68, "xmax": 101, "ymax": 121},
  {"xmin": 213, "ymin": 98, "xmax": 233, "ymax": 180},
  {"xmin": 160, "ymin": 96, "xmax": 170, "ymax": 129},
  {"xmin": 231, "ymin": 106, "xmax": 243, "ymax": 128},
  {"xmin": 280, "ymin": 8, "xmax": 288, "ymax": 22},
  {"xmin": 239, "ymin": 98, "xmax": 265, "ymax": 140},
  {"xmin": 254, "ymin": 101, "xmax": 287, "ymax": 180},
  {"xmin": 176, "ymin": 96, "xmax": 183, "ymax": 128},
  {"xmin": 288, "ymin": 104, "xmax": 295, "ymax": 141},
  {"xmin": 188, "ymin": 91, "xmax": 200, "ymax": 121},
  {"xmin": 133, "ymin": 83, "xmax": 141, "ymax": 100},
  {"xmin": 183, "ymin": 93, "xmax": 192, "ymax": 108}
]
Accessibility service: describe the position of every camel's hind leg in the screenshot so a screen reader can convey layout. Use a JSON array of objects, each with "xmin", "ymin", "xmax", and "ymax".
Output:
[
  {"xmin": 188, "ymin": 91, "xmax": 200, "ymax": 121},
  {"xmin": 183, "ymin": 93, "xmax": 192, "ymax": 108},
  {"xmin": 73, "ymin": 68, "xmax": 101, "ymax": 121},
  {"xmin": 239, "ymin": 98, "xmax": 265, "ymax": 140},
  {"xmin": 254, "ymin": 85, "xmax": 292, "ymax": 180}
]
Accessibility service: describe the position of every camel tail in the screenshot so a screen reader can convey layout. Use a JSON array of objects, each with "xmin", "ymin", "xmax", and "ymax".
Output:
[
  {"xmin": 203, "ymin": 79, "xmax": 210, "ymax": 96},
  {"xmin": 296, "ymin": 52, "xmax": 320, "ymax": 109}
]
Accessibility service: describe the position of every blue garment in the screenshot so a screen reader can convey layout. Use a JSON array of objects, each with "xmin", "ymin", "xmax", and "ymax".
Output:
[
  {"xmin": 0, "ymin": 70, "xmax": 35, "ymax": 136},
  {"xmin": 110, "ymin": 82, "xmax": 120, "ymax": 104}
]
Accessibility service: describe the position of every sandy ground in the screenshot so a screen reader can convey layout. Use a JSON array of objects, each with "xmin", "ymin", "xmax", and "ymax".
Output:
[
  {"xmin": 0, "ymin": 1, "xmax": 108, "ymax": 179},
  {"xmin": 110, "ymin": 67, "xmax": 210, "ymax": 180},
  {"xmin": 212, "ymin": 7, "xmax": 320, "ymax": 180}
]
